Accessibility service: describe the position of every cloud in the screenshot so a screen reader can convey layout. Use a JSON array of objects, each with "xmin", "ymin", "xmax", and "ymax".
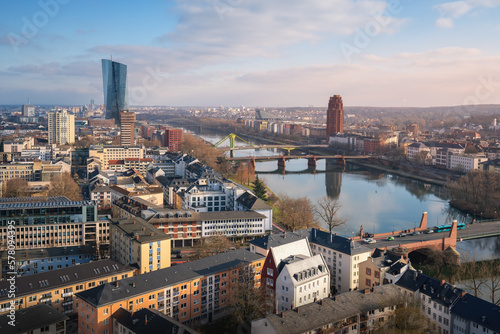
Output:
[
  {"xmin": 436, "ymin": 17, "xmax": 454, "ymax": 28},
  {"xmin": 434, "ymin": 0, "xmax": 500, "ymax": 27}
]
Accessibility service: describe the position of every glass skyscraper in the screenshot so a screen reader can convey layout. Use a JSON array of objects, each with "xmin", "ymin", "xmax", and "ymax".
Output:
[{"xmin": 101, "ymin": 59, "xmax": 129, "ymax": 124}]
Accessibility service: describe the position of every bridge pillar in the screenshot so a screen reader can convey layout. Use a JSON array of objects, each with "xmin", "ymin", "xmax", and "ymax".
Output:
[
  {"xmin": 277, "ymin": 157, "xmax": 286, "ymax": 169},
  {"xmin": 307, "ymin": 157, "xmax": 317, "ymax": 168},
  {"xmin": 418, "ymin": 212, "xmax": 428, "ymax": 231},
  {"xmin": 336, "ymin": 156, "xmax": 346, "ymax": 165},
  {"xmin": 249, "ymin": 158, "xmax": 255, "ymax": 171}
]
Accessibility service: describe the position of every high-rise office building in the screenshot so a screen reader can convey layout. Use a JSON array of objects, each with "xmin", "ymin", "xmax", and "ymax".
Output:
[
  {"xmin": 326, "ymin": 95, "xmax": 344, "ymax": 138},
  {"xmin": 102, "ymin": 59, "xmax": 129, "ymax": 125},
  {"xmin": 164, "ymin": 128, "xmax": 183, "ymax": 151},
  {"xmin": 48, "ymin": 110, "xmax": 75, "ymax": 145},
  {"xmin": 22, "ymin": 98, "xmax": 35, "ymax": 117},
  {"xmin": 120, "ymin": 111, "xmax": 136, "ymax": 146}
]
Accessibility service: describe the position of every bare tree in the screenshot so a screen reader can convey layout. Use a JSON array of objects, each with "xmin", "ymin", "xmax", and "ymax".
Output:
[
  {"xmin": 456, "ymin": 253, "xmax": 488, "ymax": 298},
  {"xmin": 276, "ymin": 194, "xmax": 317, "ymax": 231},
  {"xmin": 48, "ymin": 172, "xmax": 83, "ymax": 201},
  {"xmin": 314, "ymin": 196, "xmax": 347, "ymax": 233},
  {"xmin": 229, "ymin": 264, "xmax": 273, "ymax": 327},
  {"xmin": 194, "ymin": 234, "xmax": 234, "ymax": 259},
  {"xmin": 3, "ymin": 178, "xmax": 30, "ymax": 198},
  {"xmin": 483, "ymin": 260, "xmax": 500, "ymax": 305}
]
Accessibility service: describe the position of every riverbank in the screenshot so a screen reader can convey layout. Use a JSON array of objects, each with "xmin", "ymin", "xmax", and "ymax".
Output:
[{"xmin": 348, "ymin": 160, "xmax": 447, "ymax": 186}]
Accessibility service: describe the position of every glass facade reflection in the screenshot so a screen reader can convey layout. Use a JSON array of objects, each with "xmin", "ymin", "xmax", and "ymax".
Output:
[{"xmin": 101, "ymin": 59, "xmax": 129, "ymax": 124}]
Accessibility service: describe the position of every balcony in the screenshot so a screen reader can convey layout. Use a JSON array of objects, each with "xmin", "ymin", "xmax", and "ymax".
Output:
[
  {"xmin": 158, "ymin": 296, "xmax": 165, "ymax": 301},
  {"xmin": 40, "ymin": 297, "xmax": 52, "ymax": 303},
  {"xmin": 62, "ymin": 292, "xmax": 73, "ymax": 298},
  {"xmin": 173, "ymin": 291, "xmax": 179, "ymax": 296},
  {"xmin": 172, "ymin": 301, "xmax": 179, "ymax": 306},
  {"xmin": 62, "ymin": 301, "xmax": 73, "ymax": 307},
  {"xmin": 202, "ymin": 300, "xmax": 207, "ymax": 305},
  {"xmin": 62, "ymin": 309, "xmax": 73, "ymax": 315}
]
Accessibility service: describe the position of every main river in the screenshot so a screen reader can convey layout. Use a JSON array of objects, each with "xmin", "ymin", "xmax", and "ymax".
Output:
[{"xmin": 192, "ymin": 129, "xmax": 499, "ymax": 261}]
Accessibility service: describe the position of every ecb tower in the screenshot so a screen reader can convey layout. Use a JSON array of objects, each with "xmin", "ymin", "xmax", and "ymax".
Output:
[
  {"xmin": 102, "ymin": 59, "xmax": 129, "ymax": 124},
  {"xmin": 326, "ymin": 94, "xmax": 344, "ymax": 138}
]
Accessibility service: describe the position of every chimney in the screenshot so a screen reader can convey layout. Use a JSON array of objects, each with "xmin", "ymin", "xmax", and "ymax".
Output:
[
  {"xmin": 150, "ymin": 233, "xmax": 154, "ymax": 236},
  {"xmin": 133, "ymin": 220, "xmax": 136, "ymax": 224},
  {"xmin": 115, "ymin": 281, "xmax": 119, "ymax": 287},
  {"xmin": 142, "ymin": 227, "xmax": 146, "ymax": 231},
  {"xmin": 145, "ymin": 315, "xmax": 147, "ymax": 325},
  {"xmin": 283, "ymin": 233, "xmax": 286, "ymax": 239},
  {"xmin": 440, "ymin": 280, "xmax": 445, "ymax": 286},
  {"xmin": 460, "ymin": 291, "xmax": 467, "ymax": 297},
  {"xmin": 132, "ymin": 282, "xmax": 136, "ymax": 288},
  {"xmin": 413, "ymin": 270, "xmax": 418, "ymax": 281},
  {"xmin": 296, "ymin": 307, "xmax": 299, "ymax": 313},
  {"xmin": 281, "ymin": 312, "xmax": 284, "ymax": 318},
  {"xmin": 275, "ymin": 309, "xmax": 278, "ymax": 314},
  {"xmin": 364, "ymin": 288, "xmax": 370, "ymax": 294},
  {"xmin": 320, "ymin": 299, "xmax": 323, "ymax": 305}
]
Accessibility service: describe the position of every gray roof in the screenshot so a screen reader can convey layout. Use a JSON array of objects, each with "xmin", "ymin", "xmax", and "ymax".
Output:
[
  {"xmin": 0, "ymin": 304, "xmax": 69, "ymax": 334},
  {"xmin": 452, "ymin": 293, "xmax": 500, "ymax": 332},
  {"xmin": 77, "ymin": 249, "xmax": 264, "ymax": 307},
  {"xmin": 0, "ymin": 245, "xmax": 92, "ymax": 261},
  {"xmin": 112, "ymin": 307, "xmax": 199, "ymax": 334},
  {"xmin": 111, "ymin": 217, "xmax": 171, "ymax": 244},
  {"xmin": 236, "ymin": 192, "xmax": 271, "ymax": 210},
  {"xmin": 0, "ymin": 259, "xmax": 134, "ymax": 302},
  {"xmin": 262, "ymin": 284, "xmax": 402, "ymax": 334},
  {"xmin": 249, "ymin": 233, "xmax": 306, "ymax": 250}
]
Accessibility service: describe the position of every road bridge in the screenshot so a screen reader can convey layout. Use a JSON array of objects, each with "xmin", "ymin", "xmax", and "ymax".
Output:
[
  {"xmin": 357, "ymin": 212, "xmax": 500, "ymax": 260},
  {"xmin": 228, "ymin": 155, "xmax": 370, "ymax": 170}
]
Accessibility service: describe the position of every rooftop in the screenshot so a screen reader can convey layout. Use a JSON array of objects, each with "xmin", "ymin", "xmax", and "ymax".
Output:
[
  {"xmin": 452, "ymin": 293, "xmax": 500, "ymax": 332},
  {"xmin": 0, "ymin": 259, "xmax": 134, "ymax": 302},
  {"xmin": 77, "ymin": 249, "xmax": 264, "ymax": 307},
  {"xmin": 0, "ymin": 304, "xmax": 69, "ymax": 334},
  {"xmin": 261, "ymin": 284, "xmax": 402, "ymax": 334},
  {"xmin": 112, "ymin": 307, "xmax": 199, "ymax": 334},
  {"xmin": 0, "ymin": 245, "xmax": 92, "ymax": 261},
  {"xmin": 111, "ymin": 217, "xmax": 171, "ymax": 244}
]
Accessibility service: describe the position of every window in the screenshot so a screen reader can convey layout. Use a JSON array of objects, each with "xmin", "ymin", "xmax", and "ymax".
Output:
[
  {"xmin": 375, "ymin": 271, "xmax": 380, "ymax": 278},
  {"xmin": 366, "ymin": 268, "xmax": 371, "ymax": 276},
  {"xmin": 267, "ymin": 268, "xmax": 273, "ymax": 276},
  {"xmin": 103, "ymin": 308, "xmax": 108, "ymax": 315},
  {"xmin": 366, "ymin": 279, "xmax": 371, "ymax": 286}
]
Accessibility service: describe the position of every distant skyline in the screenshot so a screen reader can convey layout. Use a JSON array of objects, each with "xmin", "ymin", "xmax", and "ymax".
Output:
[{"xmin": 1, "ymin": 0, "xmax": 500, "ymax": 108}]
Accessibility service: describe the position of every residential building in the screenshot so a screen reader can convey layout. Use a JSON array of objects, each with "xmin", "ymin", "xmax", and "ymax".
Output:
[
  {"xmin": 451, "ymin": 292, "xmax": 500, "ymax": 334},
  {"xmin": 396, "ymin": 269, "xmax": 464, "ymax": 334},
  {"xmin": 0, "ymin": 259, "xmax": 135, "ymax": 316},
  {"xmin": 120, "ymin": 111, "xmax": 136, "ymax": 146},
  {"xmin": 0, "ymin": 245, "xmax": 93, "ymax": 278},
  {"xmin": 48, "ymin": 110, "xmax": 75, "ymax": 145},
  {"xmin": 112, "ymin": 308, "xmax": 199, "ymax": 334},
  {"xmin": 481, "ymin": 158, "xmax": 500, "ymax": 172},
  {"xmin": 89, "ymin": 145, "xmax": 144, "ymax": 169},
  {"xmin": 102, "ymin": 59, "xmax": 129, "ymax": 124},
  {"xmin": 91, "ymin": 185, "xmax": 113, "ymax": 208},
  {"xmin": 164, "ymin": 128, "xmax": 183, "ymax": 151},
  {"xmin": 0, "ymin": 304, "xmax": 68, "ymax": 334},
  {"xmin": 357, "ymin": 248, "xmax": 409, "ymax": 289},
  {"xmin": 251, "ymin": 284, "xmax": 400, "ymax": 334},
  {"xmin": 0, "ymin": 160, "xmax": 65, "ymax": 182},
  {"xmin": 76, "ymin": 249, "xmax": 265, "ymax": 333},
  {"xmin": 448, "ymin": 153, "xmax": 488, "ymax": 172},
  {"xmin": 275, "ymin": 254, "xmax": 330, "ymax": 312},
  {"xmin": 110, "ymin": 217, "xmax": 171, "ymax": 274},
  {"xmin": 22, "ymin": 101, "xmax": 35, "ymax": 117},
  {"xmin": 296, "ymin": 229, "xmax": 372, "ymax": 294}
]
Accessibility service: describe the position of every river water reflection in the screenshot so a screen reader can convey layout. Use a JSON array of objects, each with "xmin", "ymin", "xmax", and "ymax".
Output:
[{"xmin": 195, "ymin": 129, "xmax": 497, "ymax": 259}]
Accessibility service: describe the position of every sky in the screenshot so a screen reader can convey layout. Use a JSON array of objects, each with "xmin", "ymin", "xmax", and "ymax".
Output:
[{"xmin": 1, "ymin": 0, "xmax": 500, "ymax": 107}]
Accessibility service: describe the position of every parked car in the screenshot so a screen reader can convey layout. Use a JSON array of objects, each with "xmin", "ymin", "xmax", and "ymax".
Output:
[
  {"xmin": 386, "ymin": 236, "xmax": 394, "ymax": 241},
  {"xmin": 425, "ymin": 229, "xmax": 434, "ymax": 234},
  {"xmin": 171, "ymin": 250, "xmax": 181, "ymax": 254},
  {"xmin": 398, "ymin": 233, "xmax": 406, "ymax": 238},
  {"xmin": 363, "ymin": 238, "xmax": 376, "ymax": 244},
  {"xmin": 411, "ymin": 231, "xmax": 421, "ymax": 236},
  {"xmin": 363, "ymin": 233, "xmax": 374, "ymax": 238}
]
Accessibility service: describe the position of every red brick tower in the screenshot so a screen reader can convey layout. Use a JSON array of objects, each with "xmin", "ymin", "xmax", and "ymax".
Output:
[{"xmin": 326, "ymin": 95, "xmax": 344, "ymax": 138}]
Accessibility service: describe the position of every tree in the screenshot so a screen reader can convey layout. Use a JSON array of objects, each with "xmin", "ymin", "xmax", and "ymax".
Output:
[
  {"xmin": 236, "ymin": 162, "xmax": 251, "ymax": 185},
  {"xmin": 372, "ymin": 297, "xmax": 438, "ymax": 334},
  {"xmin": 229, "ymin": 264, "xmax": 273, "ymax": 328},
  {"xmin": 252, "ymin": 176, "xmax": 267, "ymax": 201},
  {"xmin": 194, "ymin": 234, "xmax": 233, "ymax": 259},
  {"xmin": 3, "ymin": 178, "xmax": 30, "ymax": 198},
  {"xmin": 276, "ymin": 194, "xmax": 317, "ymax": 231},
  {"xmin": 314, "ymin": 196, "xmax": 347, "ymax": 233},
  {"xmin": 48, "ymin": 172, "xmax": 83, "ymax": 201}
]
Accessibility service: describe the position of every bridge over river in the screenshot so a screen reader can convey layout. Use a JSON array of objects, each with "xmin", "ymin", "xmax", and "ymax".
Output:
[
  {"xmin": 228, "ymin": 155, "xmax": 370, "ymax": 170},
  {"xmin": 356, "ymin": 212, "xmax": 500, "ymax": 258}
]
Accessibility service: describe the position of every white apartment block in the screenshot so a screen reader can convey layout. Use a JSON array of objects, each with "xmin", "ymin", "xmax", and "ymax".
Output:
[
  {"xmin": 48, "ymin": 110, "xmax": 75, "ymax": 145},
  {"xmin": 88, "ymin": 146, "xmax": 144, "ymax": 169},
  {"xmin": 448, "ymin": 154, "xmax": 488, "ymax": 172},
  {"xmin": 275, "ymin": 254, "xmax": 330, "ymax": 312}
]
